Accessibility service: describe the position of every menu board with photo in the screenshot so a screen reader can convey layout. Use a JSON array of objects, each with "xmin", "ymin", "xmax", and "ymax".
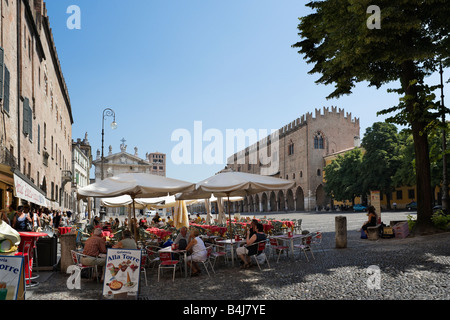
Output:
[
  {"xmin": 102, "ymin": 248, "xmax": 141, "ymax": 299},
  {"xmin": 0, "ymin": 255, "xmax": 25, "ymax": 300}
]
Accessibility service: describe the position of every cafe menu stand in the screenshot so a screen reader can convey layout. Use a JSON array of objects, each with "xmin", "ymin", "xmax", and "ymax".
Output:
[{"xmin": 17, "ymin": 231, "xmax": 49, "ymax": 288}]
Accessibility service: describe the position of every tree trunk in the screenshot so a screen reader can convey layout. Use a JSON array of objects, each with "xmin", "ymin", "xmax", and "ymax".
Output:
[
  {"xmin": 401, "ymin": 60, "xmax": 435, "ymax": 234},
  {"xmin": 386, "ymin": 192, "xmax": 392, "ymax": 210},
  {"xmin": 411, "ymin": 121, "xmax": 435, "ymax": 233}
]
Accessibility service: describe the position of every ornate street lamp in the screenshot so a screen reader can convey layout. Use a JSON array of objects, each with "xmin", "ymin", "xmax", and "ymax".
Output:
[{"xmin": 101, "ymin": 108, "xmax": 117, "ymax": 181}]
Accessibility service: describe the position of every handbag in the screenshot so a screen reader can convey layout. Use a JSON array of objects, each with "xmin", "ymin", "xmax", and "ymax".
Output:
[
  {"xmin": 25, "ymin": 220, "xmax": 33, "ymax": 231},
  {"xmin": 360, "ymin": 229, "xmax": 367, "ymax": 239}
]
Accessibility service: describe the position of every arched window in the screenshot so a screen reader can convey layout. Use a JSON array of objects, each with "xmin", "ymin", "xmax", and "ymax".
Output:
[
  {"xmin": 288, "ymin": 140, "xmax": 294, "ymax": 155},
  {"xmin": 314, "ymin": 132, "xmax": 324, "ymax": 149}
]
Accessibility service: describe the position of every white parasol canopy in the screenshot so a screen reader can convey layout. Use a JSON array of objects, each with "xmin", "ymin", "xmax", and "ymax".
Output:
[
  {"xmin": 178, "ymin": 170, "xmax": 295, "ymax": 238},
  {"xmin": 78, "ymin": 173, "xmax": 195, "ymax": 199},
  {"xmin": 100, "ymin": 195, "xmax": 177, "ymax": 209},
  {"xmin": 77, "ymin": 173, "xmax": 195, "ymax": 241}
]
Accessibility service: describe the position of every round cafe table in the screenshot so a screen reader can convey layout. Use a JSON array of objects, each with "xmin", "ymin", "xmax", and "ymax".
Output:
[{"xmin": 18, "ymin": 231, "xmax": 49, "ymax": 287}]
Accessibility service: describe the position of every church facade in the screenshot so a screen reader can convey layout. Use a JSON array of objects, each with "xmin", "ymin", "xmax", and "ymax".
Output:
[
  {"xmin": 91, "ymin": 139, "xmax": 166, "ymax": 214},
  {"xmin": 226, "ymin": 107, "xmax": 360, "ymax": 212}
]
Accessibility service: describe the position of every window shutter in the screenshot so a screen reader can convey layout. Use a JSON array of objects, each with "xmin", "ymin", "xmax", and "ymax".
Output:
[
  {"xmin": 38, "ymin": 124, "xmax": 41, "ymax": 153},
  {"xmin": 3, "ymin": 67, "xmax": 9, "ymax": 113},
  {"xmin": 28, "ymin": 102, "xmax": 33, "ymax": 141},
  {"xmin": 0, "ymin": 47, "xmax": 4, "ymax": 101},
  {"xmin": 23, "ymin": 98, "xmax": 30, "ymax": 136}
]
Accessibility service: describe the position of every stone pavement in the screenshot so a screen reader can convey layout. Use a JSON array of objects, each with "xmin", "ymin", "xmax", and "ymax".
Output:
[{"xmin": 24, "ymin": 211, "xmax": 450, "ymax": 301}]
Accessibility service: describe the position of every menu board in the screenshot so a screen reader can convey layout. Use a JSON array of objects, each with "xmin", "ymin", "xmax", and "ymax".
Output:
[
  {"xmin": 0, "ymin": 255, "xmax": 25, "ymax": 300},
  {"xmin": 102, "ymin": 248, "xmax": 141, "ymax": 299}
]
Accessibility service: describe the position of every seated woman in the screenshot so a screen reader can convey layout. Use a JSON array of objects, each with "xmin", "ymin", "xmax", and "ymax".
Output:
[
  {"xmin": 361, "ymin": 205, "xmax": 378, "ymax": 237},
  {"xmin": 185, "ymin": 229, "xmax": 207, "ymax": 276},
  {"xmin": 236, "ymin": 223, "xmax": 266, "ymax": 269}
]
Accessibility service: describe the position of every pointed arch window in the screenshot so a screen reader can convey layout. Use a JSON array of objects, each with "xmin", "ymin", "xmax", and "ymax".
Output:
[
  {"xmin": 288, "ymin": 140, "xmax": 294, "ymax": 155},
  {"xmin": 314, "ymin": 132, "xmax": 324, "ymax": 149}
]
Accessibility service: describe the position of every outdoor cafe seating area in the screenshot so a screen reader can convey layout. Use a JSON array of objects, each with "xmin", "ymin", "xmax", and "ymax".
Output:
[
  {"xmin": 64, "ymin": 214, "xmax": 324, "ymax": 285},
  {"xmin": 2, "ymin": 171, "xmax": 325, "ymax": 299}
]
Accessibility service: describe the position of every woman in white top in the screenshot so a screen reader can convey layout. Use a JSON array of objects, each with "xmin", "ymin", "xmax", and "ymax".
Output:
[
  {"xmin": 185, "ymin": 229, "xmax": 207, "ymax": 276},
  {"xmin": 32, "ymin": 210, "xmax": 40, "ymax": 231}
]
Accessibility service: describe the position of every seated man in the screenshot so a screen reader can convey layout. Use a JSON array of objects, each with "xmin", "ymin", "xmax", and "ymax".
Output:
[
  {"xmin": 82, "ymin": 228, "xmax": 108, "ymax": 281},
  {"xmin": 236, "ymin": 223, "xmax": 266, "ymax": 269},
  {"xmin": 174, "ymin": 226, "xmax": 190, "ymax": 250},
  {"xmin": 112, "ymin": 230, "xmax": 137, "ymax": 249}
]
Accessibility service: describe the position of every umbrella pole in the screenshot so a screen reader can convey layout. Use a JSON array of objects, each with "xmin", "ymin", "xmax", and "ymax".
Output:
[
  {"xmin": 228, "ymin": 194, "xmax": 233, "ymax": 240},
  {"xmin": 132, "ymin": 197, "xmax": 138, "ymax": 245}
]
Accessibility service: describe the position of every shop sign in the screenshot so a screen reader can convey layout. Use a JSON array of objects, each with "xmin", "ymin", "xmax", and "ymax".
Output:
[{"xmin": 13, "ymin": 174, "xmax": 47, "ymax": 207}]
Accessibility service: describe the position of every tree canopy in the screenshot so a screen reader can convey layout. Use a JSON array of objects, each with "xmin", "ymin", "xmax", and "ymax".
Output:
[{"xmin": 293, "ymin": 0, "xmax": 450, "ymax": 233}]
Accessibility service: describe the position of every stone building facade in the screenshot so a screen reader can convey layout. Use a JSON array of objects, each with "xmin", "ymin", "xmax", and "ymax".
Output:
[
  {"xmin": 71, "ymin": 133, "xmax": 92, "ymax": 215},
  {"xmin": 0, "ymin": 0, "xmax": 74, "ymax": 210},
  {"xmin": 227, "ymin": 107, "xmax": 360, "ymax": 212},
  {"xmin": 91, "ymin": 140, "xmax": 166, "ymax": 214}
]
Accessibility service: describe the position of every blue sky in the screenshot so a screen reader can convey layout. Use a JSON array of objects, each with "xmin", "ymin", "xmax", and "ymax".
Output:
[{"xmin": 44, "ymin": 0, "xmax": 448, "ymax": 183}]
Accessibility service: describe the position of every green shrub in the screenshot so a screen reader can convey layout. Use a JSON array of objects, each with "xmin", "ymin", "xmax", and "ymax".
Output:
[
  {"xmin": 431, "ymin": 210, "xmax": 450, "ymax": 230},
  {"xmin": 407, "ymin": 214, "xmax": 416, "ymax": 231}
]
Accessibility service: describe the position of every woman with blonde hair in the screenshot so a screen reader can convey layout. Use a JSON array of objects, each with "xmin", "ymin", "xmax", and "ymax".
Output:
[{"xmin": 185, "ymin": 228, "xmax": 207, "ymax": 276}]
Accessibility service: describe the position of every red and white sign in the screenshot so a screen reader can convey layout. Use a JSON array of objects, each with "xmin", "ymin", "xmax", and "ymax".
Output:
[{"xmin": 13, "ymin": 174, "xmax": 48, "ymax": 207}]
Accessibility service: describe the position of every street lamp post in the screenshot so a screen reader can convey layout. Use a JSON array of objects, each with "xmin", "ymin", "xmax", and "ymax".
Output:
[
  {"xmin": 101, "ymin": 108, "xmax": 118, "ymax": 181},
  {"xmin": 440, "ymin": 63, "xmax": 448, "ymax": 211}
]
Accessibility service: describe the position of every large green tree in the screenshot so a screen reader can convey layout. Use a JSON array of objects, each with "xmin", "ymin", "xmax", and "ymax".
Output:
[
  {"xmin": 360, "ymin": 122, "xmax": 401, "ymax": 209},
  {"xmin": 393, "ymin": 125, "xmax": 450, "ymax": 201},
  {"xmin": 293, "ymin": 0, "xmax": 450, "ymax": 233},
  {"xmin": 324, "ymin": 148, "xmax": 364, "ymax": 205}
]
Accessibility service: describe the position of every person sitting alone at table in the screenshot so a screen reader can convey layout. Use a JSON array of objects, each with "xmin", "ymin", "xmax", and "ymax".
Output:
[
  {"xmin": 113, "ymin": 230, "xmax": 137, "ymax": 249},
  {"xmin": 360, "ymin": 205, "xmax": 378, "ymax": 238},
  {"xmin": 82, "ymin": 228, "xmax": 108, "ymax": 281},
  {"xmin": 185, "ymin": 229, "xmax": 208, "ymax": 276},
  {"xmin": 236, "ymin": 222, "xmax": 267, "ymax": 269},
  {"xmin": 238, "ymin": 219, "xmax": 258, "ymax": 248}
]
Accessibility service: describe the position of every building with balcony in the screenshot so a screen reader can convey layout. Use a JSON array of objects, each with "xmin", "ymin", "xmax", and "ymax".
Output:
[
  {"xmin": 72, "ymin": 134, "xmax": 92, "ymax": 216},
  {"xmin": 0, "ymin": 0, "xmax": 74, "ymax": 211}
]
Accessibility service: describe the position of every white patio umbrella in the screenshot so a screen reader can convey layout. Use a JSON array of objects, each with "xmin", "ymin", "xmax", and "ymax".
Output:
[
  {"xmin": 78, "ymin": 173, "xmax": 195, "ymax": 241},
  {"xmin": 177, "ymin": 171, "xmax": 295, "ymax": 239}
]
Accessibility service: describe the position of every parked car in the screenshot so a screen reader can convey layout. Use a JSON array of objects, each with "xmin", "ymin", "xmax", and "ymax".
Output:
[
  {"xmin": 433, "ymin": 205, "xmax": 449, "ymax": 215},
  {"xmin": 406, "ymin": 201, "xmax": 417, "ymax": 211},
  {"xmin": 353, "ymin": 204, "xmax": 367, "ymax": 212}
]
